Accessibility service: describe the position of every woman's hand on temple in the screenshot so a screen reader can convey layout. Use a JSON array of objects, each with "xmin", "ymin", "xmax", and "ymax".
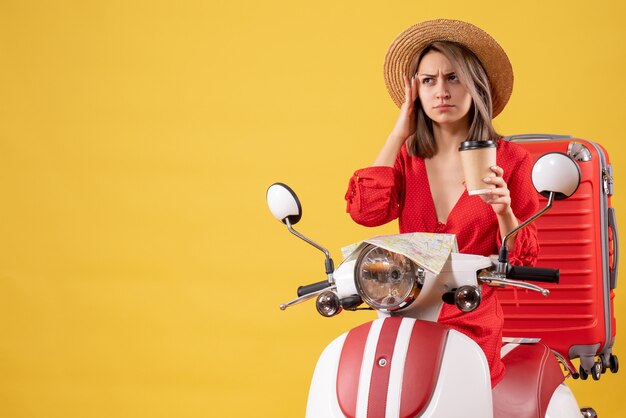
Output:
[
  {"xmin": 373, "ymin": 75, "xmax": 419, "ymax": 166},
  {"xmin": 389, "ymin": 75, "xmax": 419, "ymax": 143}
]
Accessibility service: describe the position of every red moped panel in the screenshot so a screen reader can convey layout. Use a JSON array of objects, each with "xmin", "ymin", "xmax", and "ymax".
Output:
[
  {"xmin": 336, "ymin": 317, "xmax": 449, "ymax": 418},
  {"xmin": 493, "ymin": 343, "xmax": 564, "ymax": 418}
]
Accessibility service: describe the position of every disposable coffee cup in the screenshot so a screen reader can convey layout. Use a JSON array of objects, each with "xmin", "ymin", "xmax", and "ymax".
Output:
[{"xmin": 458, "ymin": 140, "xmax": 497, "ymax": 196}]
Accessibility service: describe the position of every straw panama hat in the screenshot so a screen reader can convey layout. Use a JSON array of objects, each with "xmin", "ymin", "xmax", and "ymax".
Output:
[{"xmin": 383, "ymin": 19, "xmax": 514, "ymax": 117}]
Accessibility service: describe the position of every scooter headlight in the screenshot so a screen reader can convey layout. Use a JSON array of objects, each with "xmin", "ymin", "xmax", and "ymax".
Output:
[{"xmin": 354, "ymin": 245, "xmax": 421, "ymax": 311}]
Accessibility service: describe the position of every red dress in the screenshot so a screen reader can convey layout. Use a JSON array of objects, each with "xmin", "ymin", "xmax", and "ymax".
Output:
[{"xmin": 345, "ymin": 139, "xmax": 539, "ymax": 387}]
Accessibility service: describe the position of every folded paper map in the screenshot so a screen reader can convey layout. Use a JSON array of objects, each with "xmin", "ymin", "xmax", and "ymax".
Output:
[{"xmin": 341, "ymin": 233, "xmax": 458, "ymax": 274}]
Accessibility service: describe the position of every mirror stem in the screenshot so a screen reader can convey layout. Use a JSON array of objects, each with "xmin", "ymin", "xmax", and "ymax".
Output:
[
  {"xmin": 497, "ymin": 191, "xmax": 555, "ymax": 276},
  {"xmin": 285, "ymin": 218, "xmax": 335, "ymax": 283}
]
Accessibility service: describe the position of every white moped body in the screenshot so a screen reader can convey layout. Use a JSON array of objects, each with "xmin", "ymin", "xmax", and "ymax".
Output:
[
  {"xmin": 306, "ymin": 320, "xmax": 582, "ymax": 418},
  {"xmin": 306, "ymin": 253, "xmax": 582, "ymax": 418}
]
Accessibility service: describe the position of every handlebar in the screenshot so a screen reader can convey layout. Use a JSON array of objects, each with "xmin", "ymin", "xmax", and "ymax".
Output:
[
  {"xmin": 507, "ymin": 265, "xmax": 560, "ymax": 284},
  {"xmin": 297, "ymin": 280, "xmax": 332, "ymax": 297}
]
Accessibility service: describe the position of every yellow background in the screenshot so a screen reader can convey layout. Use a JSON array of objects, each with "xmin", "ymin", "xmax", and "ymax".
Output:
[{"xmin": 1, "ymin": 0, "xmax": 625, "ymax": 416}]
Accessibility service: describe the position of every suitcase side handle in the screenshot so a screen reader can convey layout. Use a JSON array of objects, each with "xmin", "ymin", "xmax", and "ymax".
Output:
[
  {"xmin": 505, "ymin": 134, "xmax": 572, "ymax": 141},
  {"xmin": 609, "ymin": 207, "xmax": 619, "ymax": 289}
]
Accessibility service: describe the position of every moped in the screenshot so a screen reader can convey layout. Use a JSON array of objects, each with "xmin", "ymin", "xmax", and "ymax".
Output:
[{"xmin": 267, "ymin": 152, "xmax": 598, "ymax": 418}]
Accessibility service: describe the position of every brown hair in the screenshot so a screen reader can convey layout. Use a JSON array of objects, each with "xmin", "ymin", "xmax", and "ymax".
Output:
[{"xmin": 407, "ymin": 41, "xmax": 501, "ymax": 158}]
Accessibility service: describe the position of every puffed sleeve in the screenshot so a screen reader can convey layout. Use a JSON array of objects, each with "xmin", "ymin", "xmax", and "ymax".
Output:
[
  {"xmin": 497, "ymin": 149, "xmax": 540, "ymax": 266},
  {"xmin": 345, "ymin": 166, "xmax": 404, "ymax": 227}
]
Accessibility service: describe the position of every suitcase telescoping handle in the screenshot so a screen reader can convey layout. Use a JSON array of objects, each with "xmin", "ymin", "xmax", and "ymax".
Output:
[
  {"xmin": 505, "ymin": 134, "xmax": 572, "ymax": 141},
  {"xmin": 507, "ymin": 265, "xmax": 560, "ymax": 284}
]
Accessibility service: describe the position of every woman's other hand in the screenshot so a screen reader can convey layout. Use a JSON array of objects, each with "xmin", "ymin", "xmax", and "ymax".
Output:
[
  {"xmin": 481, "ymin": 165, "xmax": 523, "ymax": 249},
  {"xmin": 480, "ymin": 165, "xmax": 513, "ymax": 217}
]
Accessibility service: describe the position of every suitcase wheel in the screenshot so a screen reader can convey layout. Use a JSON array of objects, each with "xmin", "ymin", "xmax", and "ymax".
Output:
[
  {"xmin": 610, "ymin": 354, "xmax": 619, "ymax": 374},
  {"xmin": 591, "ymin": 361, "xmax": 602, "ymax": 380},
  {"xmin": 579, "ymin": 365, "xmax": 589, "ymax": 380}
]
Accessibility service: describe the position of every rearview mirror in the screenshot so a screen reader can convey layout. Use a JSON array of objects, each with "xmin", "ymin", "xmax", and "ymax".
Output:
[
  {"xmin": 266, "ymin": 183, "xmax": 302, "ymax": 225},
  {"xmin": 531, "ymin": 152, "xmax": 581, "ymax": 200}
]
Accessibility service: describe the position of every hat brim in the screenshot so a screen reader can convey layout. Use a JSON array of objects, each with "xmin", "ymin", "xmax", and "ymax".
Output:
[{"xmin": 383, "ymin": 19, "xmax": 513, "ymax": 118}]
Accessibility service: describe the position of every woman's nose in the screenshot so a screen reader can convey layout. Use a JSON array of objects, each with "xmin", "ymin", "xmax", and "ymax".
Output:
[{"xmin": 436, "ymin": 82, "xmax": 450, "ymax": 99}]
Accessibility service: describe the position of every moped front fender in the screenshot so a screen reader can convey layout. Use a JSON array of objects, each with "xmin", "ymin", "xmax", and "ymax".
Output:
[{"xmin": 306, "ymin": 317, "xmax": 493, "ymax": 418}]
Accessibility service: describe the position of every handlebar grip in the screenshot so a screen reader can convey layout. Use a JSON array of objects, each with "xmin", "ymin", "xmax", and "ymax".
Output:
[
  {"xmin": 507, "ymin": 265, "xmax": 560, "ymax": 284},
  {"xmin": 297, "ymin": 280, "xmax": 331, "ymax": 297}
]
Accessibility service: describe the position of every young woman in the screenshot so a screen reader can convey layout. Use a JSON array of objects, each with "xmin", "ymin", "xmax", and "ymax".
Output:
[{"xmin": 345, "ymin": 19, "xmax": 540, "ymax": 387}]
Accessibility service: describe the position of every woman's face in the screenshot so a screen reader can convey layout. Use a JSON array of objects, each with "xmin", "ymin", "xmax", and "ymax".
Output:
[{"xmin": 416, "ymin": 51, "xmax": 472, "ymax": 129}]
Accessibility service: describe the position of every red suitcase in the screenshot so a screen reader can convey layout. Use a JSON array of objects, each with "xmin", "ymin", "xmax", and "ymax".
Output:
[{"xmin": 497, "ymin": 134, "xmax": 619, "ymax": 380}]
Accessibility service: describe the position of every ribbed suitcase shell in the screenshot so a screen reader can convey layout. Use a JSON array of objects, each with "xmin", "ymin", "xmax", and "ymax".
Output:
[{"xmin": 498, "ymin": 135, "xmax": 618, "ymax": 375}]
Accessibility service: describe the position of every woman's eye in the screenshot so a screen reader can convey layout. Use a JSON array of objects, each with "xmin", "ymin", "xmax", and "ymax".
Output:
[
  {"xmin": 448, "ymin": 74, "xmax": 459, "ymax": 82},
  {"xmin": 421, "ymin": 77, "xmax": 433, "ymax": 84}
]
